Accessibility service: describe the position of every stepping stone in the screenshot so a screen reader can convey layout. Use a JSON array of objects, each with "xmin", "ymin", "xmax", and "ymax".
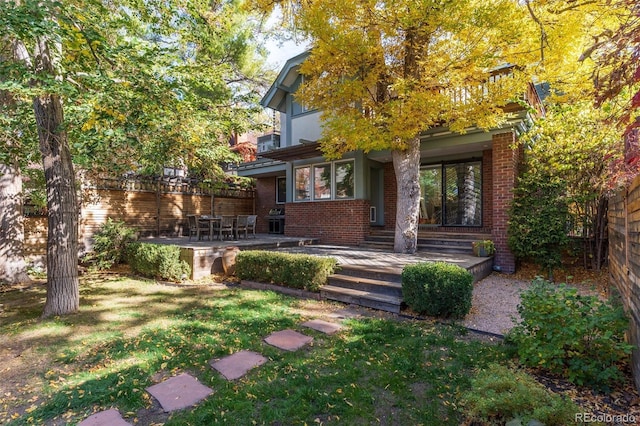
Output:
[
  {"xmin": 302, "ymin": 319, "xmax": 343, "ymax": 335},
  {"xmin": 145, "ymin": 373, "xmax": 213, "ymax": 412},
  {"xmin": 78, "ymin": 409, "xmax": 131, "ymax": 426},
  {"xmin": 210, "ymin": 350, "xmax": 268, "ymax": 380},
  {"xmin": 264, "ymin": 329, "xmax": 313, "ymax": 351}
]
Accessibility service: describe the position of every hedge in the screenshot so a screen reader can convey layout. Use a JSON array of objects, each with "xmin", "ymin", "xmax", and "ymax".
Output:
[
  {"xmin": 401, "ymin": 261, "xmax": 473, "ymax": 319},
  {"xmin": 236, "ymin": 250, "xmax": 337, "ymax": 292},
  {"xmin": 126, "ymin": 242, "xmax": 191, "ymax": 282}
]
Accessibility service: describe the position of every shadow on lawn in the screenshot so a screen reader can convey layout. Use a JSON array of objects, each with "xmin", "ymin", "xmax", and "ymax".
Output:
[{"xmin": 0, "ymin": 273, "xmax": 304, "ymax": 425}]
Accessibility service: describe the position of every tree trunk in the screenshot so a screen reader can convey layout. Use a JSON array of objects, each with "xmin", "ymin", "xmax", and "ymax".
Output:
[
  {"xmin": 392, "ymin": 138, "xmax": 421, "ymax": 253},
  {"xmin": 32, "ymin": 37, "xmax": 79, "ymax": 318},
  {"xmin": 0, "ymin": 161, "xmax": 32, "ymax": 285}
]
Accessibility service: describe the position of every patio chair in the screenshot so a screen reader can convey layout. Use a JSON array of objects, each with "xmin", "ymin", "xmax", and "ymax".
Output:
[
  {"xmin": 187, "ymin": 214, "xmax": 210, "ymax": 241},
  {"xmin": 247, "ymin": 215, "xmax": 257, "ymax": 238},
  {"xmin": 210, "ymin": 216, "xmax": 222, "ymax": 240},
  {"xmin": 219, "ymin": 215, "xmax": 235, "ymax": 240},
  {"xmin": 235, "ymin": 215, "xmax": 249, "ymax": 239}
]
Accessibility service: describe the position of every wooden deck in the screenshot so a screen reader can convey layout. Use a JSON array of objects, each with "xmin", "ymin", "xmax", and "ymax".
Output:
[
  {"xmin": 140, "ymin": 234, "xmax": 319, "ymax": 279},
  {"xmin": 141, "ymin": 235, "xmax": 493, "ymax": 282}
]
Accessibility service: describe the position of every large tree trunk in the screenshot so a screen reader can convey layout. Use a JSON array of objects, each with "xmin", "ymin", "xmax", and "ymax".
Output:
[
  {"xmin": 0, "ymin": 161, "xmax": 32, "ymax": 285},
  {"xmin": 32, "ymin": 37, "xmax": 79, "ymax": 318},
  {"xmin": 392, "ymin": 138, "xmax": 421, "ymax": 253}
]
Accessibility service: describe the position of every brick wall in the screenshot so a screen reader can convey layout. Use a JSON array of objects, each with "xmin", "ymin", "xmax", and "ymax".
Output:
[
  {"xmin": 491, "ymin": 131, "xmax": 519, "ymax": 273},
  {"xmin": 482, "ymin": 149, "xmax": 493, "ymax": 230},
  {"xmin": 255, "ymin": 178, "xmax": 278, "ymax": 234},
  {"xmin": 384, "ymin": 162, "xmax": 397, "ymax": 230},
  {"xmin": 284, "ymin": 199, "xmax": 371, "ymax": 245}
]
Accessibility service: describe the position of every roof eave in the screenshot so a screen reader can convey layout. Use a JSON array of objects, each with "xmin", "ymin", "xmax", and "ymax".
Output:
[{"xmin": 260, "ymin": 51, "xmax": 311, "ymax": 112}]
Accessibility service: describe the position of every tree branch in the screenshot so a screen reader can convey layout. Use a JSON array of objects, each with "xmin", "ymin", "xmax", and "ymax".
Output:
[{"xmin": 524, "ymin": 0, "xmax": 548, "ymax": 63}]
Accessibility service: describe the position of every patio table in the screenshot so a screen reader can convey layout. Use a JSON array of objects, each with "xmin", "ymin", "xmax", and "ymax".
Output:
[{"xmin": 198, "ymin": 216, "xmax": 220, "ymax": 240}]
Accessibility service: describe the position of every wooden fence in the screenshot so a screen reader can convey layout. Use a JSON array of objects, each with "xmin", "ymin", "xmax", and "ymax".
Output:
[
  {"xmin": 609, "ymin": 174, "xmax": 640, "ymax": 391},
  {"xmin": 24, "ymin": 176, "xmax": 255, "ymax": 257}
]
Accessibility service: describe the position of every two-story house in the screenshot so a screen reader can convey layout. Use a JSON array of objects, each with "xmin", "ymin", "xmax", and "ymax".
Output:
[{"xmin": 236, "ymin": 51, "xmax": 544, "ymax": 273}]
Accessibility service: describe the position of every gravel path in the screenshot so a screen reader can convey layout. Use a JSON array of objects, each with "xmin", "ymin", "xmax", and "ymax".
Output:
[{"xmin": 463, "ymin": 273, "xmax": 531, "ymax": 336}]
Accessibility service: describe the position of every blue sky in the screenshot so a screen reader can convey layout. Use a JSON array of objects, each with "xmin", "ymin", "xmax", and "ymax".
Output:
[
  {"xmin": 261, "ymin": 7, "xmax": 308, "ymax": 70},
  {"xmin": 266, "ymin": 38, "xmax": 306, "ymax": 69}
]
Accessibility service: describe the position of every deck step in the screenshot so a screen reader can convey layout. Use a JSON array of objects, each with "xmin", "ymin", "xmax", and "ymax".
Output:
[
  {"xmin": 368, "ymin": 229, "xmax": 492, "ymax": 241},
  {"xmin": 359, "ymin": 240, "xmax": 473, "ymax": 254},
  {"xmin": 335, "ymin": 264, "xmax": 402, "ymax": 283},
  {"xmin": 362, "ymin": 229, "xmax": 493, "ymax": 255},
  {"xmin": 320, "ymin": 285, "xmax": 402, "ymax": 314},
  {"xmin": 328, "ymin": 273, "xmax": 402, "ymax": 297},
  {"xmin": 418, "ymin": 244, "xmax": 473, "ymax": 254}
]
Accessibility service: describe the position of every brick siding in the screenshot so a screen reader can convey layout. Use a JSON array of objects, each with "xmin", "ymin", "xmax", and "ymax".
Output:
[
  {"xmin": 383, "ymin": 162, "xmax": 396, "ymax": 230},
  {"xmin": 254, "ymin": 132, "xmax": 519, "ymax": 272},
  {"xmin": 255, "ymin": 178, "xmax": 278, "ymax": 234},
  {"xmin": 482, "ymin": 149, "xmax": 493, "ymax": 230},
  {"xmin": 491, "ymin": 132, "xmax": 520, "ymax": 273},
  {"xmin": 284, "ymin": 199, "xmax": 371, "ymax": 245}
]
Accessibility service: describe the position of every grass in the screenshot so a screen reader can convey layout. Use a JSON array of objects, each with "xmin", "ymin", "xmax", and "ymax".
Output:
[{"xmin": 0, "ymin": 272, "xmax": 508, "ymax": 425}]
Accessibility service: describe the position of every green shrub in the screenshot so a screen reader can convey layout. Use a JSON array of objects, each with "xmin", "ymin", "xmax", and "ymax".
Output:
[
  {"xmin": 508, "ymin": 171, "xmax": 569, "ymax": 280},
  {"xmin": 87, "ymin": 218, "xmax": 138, "ymax": 269},
  {"xmin": 236, "ymin": 250, "xmax": 337, "ymax": 291},
  {"xmin": 126, "ymin": 242, "xmax": 190, "ymax": 282},
  {"xmin": 401, "ymin": 261, "xmax": 473, "ymax": 319},
  {"xmin": 459, "ymin": 363, "xmax": 580, "ymax": 426},
  {"xmin": 507, "ymin": 278, "xmax": 633, "ymax": 389}
]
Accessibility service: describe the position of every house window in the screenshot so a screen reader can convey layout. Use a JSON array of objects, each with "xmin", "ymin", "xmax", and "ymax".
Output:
[
  {"xmin": 420, "ymin": 160, "xmax": 481, "ymax": 226},
  {"xmin": 295, "ymin": 167, "xmax": 311, "ymax": 201},
  {"xmin": 291, "ymin": 75, "xmax": 311, "ymax": 116},
  {"xmin": 276, "ymin": 176, "xmax": 286, "ymax": 204},
  {"xmin": 335, "ymin": 161, "xmax": 354, "ymax": 199},
  {"xmin": 291, "ymin": 98, "xmax": 308, "ymax": 116},
  {"xmin": 294, "ymin": 159, "xmax": 355, "ymax": 201},
  {"xmin": 313, "ymin": 164, "xmax": 331, "ymax": 200},
  {"xmin": 443, "ymin": 162, "xmax": 481, "ymax": 226},
  {"xmin": 419, "ymin": 166, "xmax": 442, "ymax": 225}
]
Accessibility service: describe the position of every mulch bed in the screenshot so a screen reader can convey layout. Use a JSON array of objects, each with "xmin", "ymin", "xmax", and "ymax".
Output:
[
  {"xmin": 513, "ymin": 260, "xmax": 639, "ymax": 421},
  {"xmin": 529, "ymin": 367, "xmax": 640, "ymax": 421}
]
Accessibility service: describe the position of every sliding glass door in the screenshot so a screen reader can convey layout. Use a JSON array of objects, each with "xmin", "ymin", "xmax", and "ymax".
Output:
[
  {"xmin": 420, "ymin": 161, "xmax": 482, "ymax": 226},
  {"xmin": 419, "ymin": 166, "xmax": 442, "ymax": 225}
]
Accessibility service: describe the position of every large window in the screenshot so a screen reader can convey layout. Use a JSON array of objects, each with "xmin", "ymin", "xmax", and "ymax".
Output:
[
  {"xmin": 335, "ymin": 161, "xmax": 354, "ymax": 199},
  {"xmin": 295, "ymin": 167, "xmax": 311, "ymax": 201},
  {"xmin": 419, "ymin": 166, "xmax": 442, "ymax": 225},
  {"xmin": 313, "ymin": 164, "xmax": 331, "ymax": 200},
  {"xmin": 420, "ymin": 160, "xmax": 482, "ymax": 226},
  {"xmin": 291, "ymin": 75, "xmax": 312, "ymax": 116},
  {"xmin": 294, "ymin": 160, "xmax": 355, "ymax": 201}
]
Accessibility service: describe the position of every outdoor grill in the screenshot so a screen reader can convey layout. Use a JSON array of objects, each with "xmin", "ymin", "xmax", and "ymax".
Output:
[{"xmin": 267, "ymin": 208, "xmax": 285, "ymax": 234}]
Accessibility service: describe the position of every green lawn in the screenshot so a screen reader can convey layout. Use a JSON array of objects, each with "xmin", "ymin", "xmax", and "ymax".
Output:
[{"xmin": 0, "ymin": 272, "xmax": 507, "ymax": 425}]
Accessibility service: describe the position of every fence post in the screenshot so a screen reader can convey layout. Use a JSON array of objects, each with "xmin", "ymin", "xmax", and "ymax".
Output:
[{"xmin": 156, "ymin": 179, "xmax": 161, "ymax": 236}]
